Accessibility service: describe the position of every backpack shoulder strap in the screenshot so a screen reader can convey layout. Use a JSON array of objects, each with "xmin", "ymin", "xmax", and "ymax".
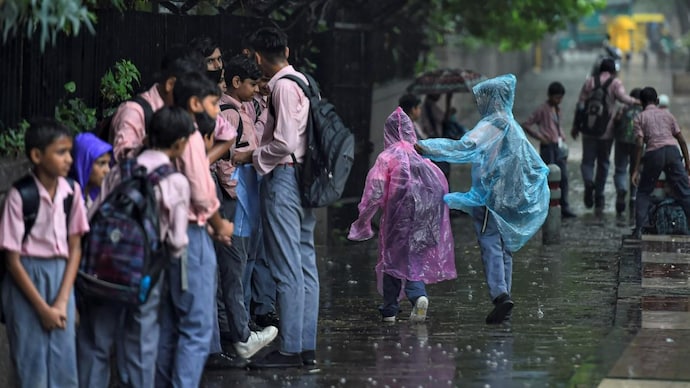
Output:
[
  {"xmin": 64, "ymin": 178, "xmax": 75, "ymax": 232},
  {"xmin": 280, "ymin": 74, "xmax": 318, "ymax": 99},
  {"xmin": 13, "ymin": 175, "xmax": 39, "ymax": 243},
  {"xmin": 220, "ymin": 104, "xmax": 244, "ymax": 148},
  {"xmin": 602, "ymin": 76, "xmax": 614, "ymax": 90},
  {"xmin": 147, "ymin": 163, "xmax": 176, "ymax": 186},
  {"xmin": 131, "ymin": 95, "xmax": 154, "ymax": 130},
  {"xmin": 593, "ymin": 76, "xmax": 601, "ymax": 89}
]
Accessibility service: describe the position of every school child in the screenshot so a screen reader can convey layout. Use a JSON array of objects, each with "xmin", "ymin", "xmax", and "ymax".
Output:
[
  {"xmin": 77, "ymin": 106, "xmax": 194, "ymax": 388},
  {"xmin": 416, "ymin": 74, "xmax": 550, "ymax": 325},
  {"xmin": 69, "ymin": 132, "xmax": 112, "ymax": 209},
  {"xmin": 399, "ymin": 93, "xmax": 427, "ymax": 140},
  {"xmin": 632, "ymin": 87, "xmax": 690, "ymax": 237},
  {"xmin": 348, "ymin": 107, "xmax": 457, "ymax": 323},
  {"xmin": 521, "ymin": 81, "xmax": 576, "ymax": 218},
  {"xmin": 612, "ymin": 88, "xmax": 642, "ymax": 216},
  {"xmin": 154, "ymin": 71, "xmax": 234, "ymax": 388},
  {"xmin": 111, "ymin": 46, "xmax": 205, "ymax": 162},
  {"xmin": 0, "ymin": 119, "xmax": 90, "ymax": 387},
  {"xmin": 213, "ymin": 54, "xmax": 277, "ymax": 361}
]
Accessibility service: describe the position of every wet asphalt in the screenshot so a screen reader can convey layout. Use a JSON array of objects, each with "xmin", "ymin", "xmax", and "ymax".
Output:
[{"xmin": 0, "ymin": 51, "xmax": 678, "ymax": 387}]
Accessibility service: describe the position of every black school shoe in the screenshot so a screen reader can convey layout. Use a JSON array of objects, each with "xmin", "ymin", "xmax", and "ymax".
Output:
[
  {"xmin": 255, "ymin": 311, "xmax": 280, "ymax": 328},
  {"xmin": 301, "ymin": 350, "xmax": 317, "ymax": 367},
  {"xmin": 205, "ymin": 352, "xmax": 248, "ymax": 370},
  {"xmin": 485, "ymin": 293, "xmax": 514, "ymax": 325},
  {"xmin": 248, "ymin": 350, "xmax": 303, "ymax": 369}
]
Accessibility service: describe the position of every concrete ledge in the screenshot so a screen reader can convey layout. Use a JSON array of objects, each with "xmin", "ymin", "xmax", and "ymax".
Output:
[{"xmin": 673, "ymin": 72, "xmax": 690, "ymax": 95}]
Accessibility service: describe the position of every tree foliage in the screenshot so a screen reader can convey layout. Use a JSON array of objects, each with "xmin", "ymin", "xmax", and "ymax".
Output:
[
  {"xmin": 428, "ymin": 0, "xmax": 607, "ymax": 51},
  {"xmin": 0, "ymin": 0, "xmax": 100, "ymax": 51}
]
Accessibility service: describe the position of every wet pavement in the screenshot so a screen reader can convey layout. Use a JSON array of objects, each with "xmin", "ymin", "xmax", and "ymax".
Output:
[
  {"xmin": 201, "ymin": 52, "xmax": 678, "ymax": 387},
  {"xmin": 0, "ymin": 51, "xmax": 683, "ymax": 387}
]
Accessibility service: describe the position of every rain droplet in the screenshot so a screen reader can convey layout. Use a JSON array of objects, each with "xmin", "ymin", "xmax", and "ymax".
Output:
[
  {"xmin": 396, "ymin": 342, "xmax": 402, "ymax": 348},
  {"xmin": 537, "ymin": 307, "xmax": 544, "ymax": 319},
  {"xmin": 466, "ymin": 345, "xmax": 472, "ymax": 351},
  {"xmin": 666, "ymin": 337, "xmax": 675, "ymax": 343},
  {"xmin": 384, "ymin": 355, "xmax": 392, "ymax": 360},
  {"xmin": 373, "ymin": 342, "xmax": 378, "ymax": 348},
  {"xmin": 340, "ymin": 377, "xmax": 347, "ymax": 384},
  {"xmin": 469, "ymin": 270, "xmax": 477, "ymax": 275},
  {"xmin": 347, "ymin": 280, "xmax": 358, "ymax": 285},
  {"xmin": 345, "ymin": 264, "xmax": 352, "ymax": 270},
  {"xmin": 402, "ymin": 351, "xmax": 409, "ymax": 357},
  {"xmin": 327, "ymin": 346, "xmax": 332, "ymax": 350},
  {"xmin": 543, "ymin": 266, "xmax": 549, "ymax": 272},
  {"xmin": 475, "ymin": 349, "xmax": 482, "ymax": 354},
  {"xmin": 453, "ymin": 347, "xmax": 459, "ymax": 352}
]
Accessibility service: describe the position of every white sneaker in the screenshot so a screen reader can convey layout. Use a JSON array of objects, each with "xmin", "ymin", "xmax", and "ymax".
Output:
[
  {"xmin": 410, "ymin": 296, "xmax": 428, "ymax": 323},
  {"xmin": 233, "ymin": 325, "xmax": 278, "ymax": 359},
  {"xmin": 382, "ymin": 315, "xmax": 396, "ymax": 323}
]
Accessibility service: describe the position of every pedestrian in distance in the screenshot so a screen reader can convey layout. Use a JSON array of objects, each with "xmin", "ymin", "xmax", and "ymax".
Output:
[
  {"xmin": 612, "ymin": 88, "xmax": 643, "ymax": 218},
  {"xmin": 77, "ymin": 106, "xmax": 193, "ymax": 388},
  {"xmin": 631, "ymin": 87, "xmax": 690, "ymax": 238},
  {"xmin": 572, "ymin": 57, "xmax": 639, "ymax": 216},
  {"xmin": 521, "ymin": 81, "xmax": 577, "ymax": 218},
  {"xmin": 415, "ymin": 74, "xmax": 550, "ymax": 325},
  {"xmin": 398, "ymin": 93, "xmax": 427, "ymax": 140},
  {"xmin": 348, "ymin": 107, "xmax": 457, "ymax": 323},
  {"xmin": 0, "ymin": 119, "xmax": 90, "ymax": 388}
]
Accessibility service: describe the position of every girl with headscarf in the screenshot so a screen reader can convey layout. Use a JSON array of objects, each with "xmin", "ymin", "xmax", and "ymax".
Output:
[
  {"xmin": 69, "ymin": 132, "xmax": 113, "ymax": 209},
  {"xmin": 348, "ymin": 107, "xmax": 457, "ymax": 323}
]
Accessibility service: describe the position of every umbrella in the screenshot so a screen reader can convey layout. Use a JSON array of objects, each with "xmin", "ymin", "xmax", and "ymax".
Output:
[{"xmin": 407, "ymin": 68, "xmax": 487, "ymax": 95}]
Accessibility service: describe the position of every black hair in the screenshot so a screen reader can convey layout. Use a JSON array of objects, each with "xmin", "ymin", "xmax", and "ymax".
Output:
[
  {"xmin": 225, "ymin": 54, "xmax": 262, "ymax": 84},
  {"xmin": 599, "ymin": 58, "xmax": 616, "ymax": 74},
  {"xmin": 173, "ymin": 71, "xmax": 221, "ymax": 109},
  {"xmin": 398, "ymin": 94, "xmax": 421, "ymax": 115},
  {"xmin": 246, "ymin": 27, "xmax": 288, "ymax": 64},
  {"xmin": 157, "ymin": 45, "xmax": 206, "ymax": 84},
  {"xmin": 189, "ymin": 36, "xmax": 221, "ymax": 58},
  {"xmin": 547, "ymin": 82, "xmax": 565, "ymax": 96},
  {"xmin": 24, "ymin": 118, "xmax": 72, "ymax": 160},
  {"xmin": 640, "ymin": 86, "xmax": 658, "ymax": 106},
  {"xmin": 148, "ymin": 106, "xmax": 195, "ymax": 149},
  {"xmin": 630, "ymin": 87, "xmax": 642, "ymax": 99}
]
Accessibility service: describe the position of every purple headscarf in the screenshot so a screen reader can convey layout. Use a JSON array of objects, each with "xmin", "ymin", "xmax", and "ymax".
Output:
[{"xmin": 70, "ymin": 132, "xmax": 113, "ymax": 200}]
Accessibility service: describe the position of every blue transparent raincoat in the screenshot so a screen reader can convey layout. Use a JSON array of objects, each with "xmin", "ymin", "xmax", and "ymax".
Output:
[{"xmin": 418, "ymin": 74, "xmax": 549, "ymax": 251}]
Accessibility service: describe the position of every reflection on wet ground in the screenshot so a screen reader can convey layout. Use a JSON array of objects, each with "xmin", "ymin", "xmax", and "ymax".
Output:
[{"xmin": 203, "ymin": 208, "xmax": 633, "ymax": 387}]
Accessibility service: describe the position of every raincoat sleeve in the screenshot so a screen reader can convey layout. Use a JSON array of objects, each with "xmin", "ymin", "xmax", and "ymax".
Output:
[
  {"xmin": 348, "ymin": 157, "xmax": 388, "ymax": 241},
  {"xmin": 417, "ymin": 122, "xmax": 501, "ymax": 164}
]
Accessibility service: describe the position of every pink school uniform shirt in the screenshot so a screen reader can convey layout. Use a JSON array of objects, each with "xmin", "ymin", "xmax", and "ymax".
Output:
[
  {"xmin": 252, "ymin": 66, "xmax": 309, "ymax": 175},
  {"xmin": 0, "ymin": 175, "xmax": 90, "ymax": 258},
  {"xmin": 577, "ymin": 72, "xmax": 637, "ymax": 139},
  {"xmin": 522, "ymin": 101, "xmax": 564, "ymax": 145},
  {"xmin": 216, "ymin": 94, "xmax": 260, "ymax": 198},
  {"xmin": 112, "ymin": 84, "xmax": 166, "ymax": 162},
  {"xmin": 634, "ymin": 104, "xmax": 681, "ymax": 153},
  {"xmin": 91, "ymin": 150, "xmax": 190, "ymax": 257},
  {"xmin": 175, "ymin": 130, "xmax": 220, "ymax": 225}
]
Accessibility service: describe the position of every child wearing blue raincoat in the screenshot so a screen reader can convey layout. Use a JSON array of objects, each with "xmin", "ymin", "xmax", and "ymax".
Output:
[
  {"xmin": 416, "ymin": 74, "xmax": 549, "ymax": 325},
  {"xmin": 349, "ymin": 107, "xmax": 457, "ymax": 323}
]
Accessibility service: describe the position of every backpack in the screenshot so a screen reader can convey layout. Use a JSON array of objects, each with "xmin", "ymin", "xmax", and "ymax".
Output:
[
  {"xmin": 0, "ymin": 175, "xmax": 75, "ymax": 323},
  {"xmin": 277, "ymin": 74, "xmax": 355, "ymax": 208},
  {"xmin": 579, "ymin": 76, "xmax": 614, "ymax": 137},
  {"xmin": 644, "ymin": 198, "xmax": 690, "ymax": 235},
  {"xmin": 95, "ymin": 95, "xmax": 154, "ymax": 144},
  {"xmin": 77, "ymin": 159, "xmax": 174, "ymax": 305},
  {"xmin": 614, "ymin": 105, "xmax": 642, "ymax": 144}
]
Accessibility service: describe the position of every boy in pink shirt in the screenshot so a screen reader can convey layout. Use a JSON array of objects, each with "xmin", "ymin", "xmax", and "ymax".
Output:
[
  {"xmin": 77, "ymin": 106, "xmax": 194, "ymax": 388},
  {"xmin": 154, "ymin": 72, "xmax": 234, "ymax": 388},
  {"xmin": 0, "ymin": 119, "xmax": 90, "ymax": 387}
]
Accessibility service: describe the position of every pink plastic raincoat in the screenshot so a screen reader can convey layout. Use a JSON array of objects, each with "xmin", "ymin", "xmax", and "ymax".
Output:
[{"xmin": 348, "ymin": 107, "xmax": 457, "ymax": 290}]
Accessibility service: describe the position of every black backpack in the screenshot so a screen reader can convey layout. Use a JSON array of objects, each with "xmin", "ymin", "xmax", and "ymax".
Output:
[
  {"xmin": 644, "ymin": 198, "xmax": 690, "ymax": 235},
  {"xmin": 578, "ymin": 76, "xmax": 614, "ymax": 137},
  {"xmin": 95, "ymin": 95, "xmax": 154, "ymax": 144},
  {"xmin": 614, "ymin": 104, "xmax": 642, "ymax": 144},
  {"xmin": 277, "ymin": 74, "xmax": 355, "ymax": 208},
  {"xmin": 77, "ymin": 159, "xmax": 174, "ymax": 305},
  {"xmin": 219, "ymin": 103, "xmax": 248, "ymax": 149},
  {"xmin": 0, "ymin": 175, "xmax": 75, "ymax": 323}
]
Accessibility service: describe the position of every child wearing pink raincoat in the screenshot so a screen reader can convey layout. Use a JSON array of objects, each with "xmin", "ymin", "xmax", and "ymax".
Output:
[{"xmin": 348, "ymin": 107, "xmax": 457, "ymax": 323}]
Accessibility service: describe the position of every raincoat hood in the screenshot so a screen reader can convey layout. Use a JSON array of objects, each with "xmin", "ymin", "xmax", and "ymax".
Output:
[
  {"xmin": 384, "ymin": 107, "xmax": 418, "ymax": 148},
  {"xmin": 473, "ymin": 73, "xmax": 515, "ymax": 118},
  {"xmin": 70, "ymin": 132, "xmax": 112, "ymax": 200},
  {"xmin": 417, "ymin": 74, "xmax": 549, "ymax": 251}
]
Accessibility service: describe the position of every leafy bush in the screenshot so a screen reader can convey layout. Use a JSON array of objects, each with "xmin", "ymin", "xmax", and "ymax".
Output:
[
  {"xmin": 55, "ymin": 81, "xmax": 97, "ymax": 134},
  {"xmin": 100, "ymin": 59, "xmax": 141, "ymax": 118},
  {"xmin": 0, "ymin": 120, "xmax": 29, "ymax": 159}
]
